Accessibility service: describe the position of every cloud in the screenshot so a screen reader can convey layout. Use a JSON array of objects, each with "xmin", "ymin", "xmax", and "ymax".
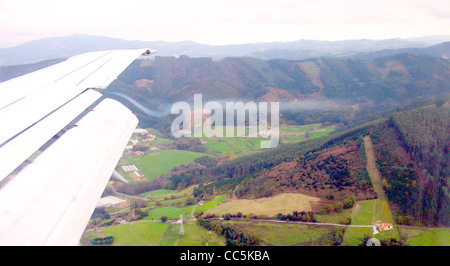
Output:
[{"xmin": 0, "ymin": 0, "xmax": 449, "ymax": 48}]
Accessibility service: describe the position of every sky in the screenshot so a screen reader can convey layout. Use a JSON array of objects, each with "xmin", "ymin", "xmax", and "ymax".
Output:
[{"xmin": 0, "ymin": 0, "xmax": 449, "ymax": 48}]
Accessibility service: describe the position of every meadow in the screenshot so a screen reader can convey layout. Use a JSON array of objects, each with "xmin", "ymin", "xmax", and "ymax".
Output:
[
  {"xmin": 205, "ymin": 193, "xmax": 320, "ymax": 217},
  {"xmin": 197, "ymin": 123, "xmax": 336, "ymax": 156},
  {"xmin": 398, "ymin": 226, "xmax": 450, "ymax": 246},
  {"xmin": 341, "ymin": 199, "xmax": 400, "ymax": 245},
  {"xmin": 83, "ymin": 220, "xmax": 225, "ymax": 246},
  {"xmin": 120, "ymin": 150, "xmax": 212, "ymax": 180},
  {"xmin": 216, "ymin": 220, "xmax": 335, "ymax": 246}
]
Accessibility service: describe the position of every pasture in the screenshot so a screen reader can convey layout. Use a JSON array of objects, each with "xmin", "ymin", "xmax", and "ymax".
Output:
[
  {"xmin": 398, "ymin": 226, "xmax": 450, "ymax": 246},
  {"xmin": 83, "ymin": 220, "xmax": 225, "ymax": 246},
  {"xmin": 120, "ymin": 150, "xmax": 212, "ymax": 180},
  {"xmin": 205, "ymin": 193, "xmax": 320, "ymax": 217},
  {"xmin": 217, "ymin": 220, "xmax": 335, "ymax": 246}
]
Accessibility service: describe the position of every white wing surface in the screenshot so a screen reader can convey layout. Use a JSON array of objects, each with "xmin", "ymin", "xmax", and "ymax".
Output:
[{"xmin": 0, "ymin": 49, "xmax": 152, "ymax": 245}]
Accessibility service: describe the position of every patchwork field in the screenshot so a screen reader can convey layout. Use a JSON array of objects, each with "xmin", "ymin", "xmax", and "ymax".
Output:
[
  {"xmin": 205, "ymin": 193, "xmax": 320, "ymax": 217},
  {"xmin": 197, "ymin": 123, "xmax": 336, "ymax": 156},
  {"xmin": 184, "ymin": 195, "xmax": 229, "ymax": 217},
  {"xmin": 120, "ymin": 150, "xmax": 212, "ymax": 180},
  {"xmin": 398, "ymin": 226, "xmax": 450, "ymax": 246},
  {"xmin": 342, "ymin": 199, "xmax": 400, "ymax": 245},
  {"xmin": 83, "ymin": 220, "xmax": 225, "ymax": 246}
]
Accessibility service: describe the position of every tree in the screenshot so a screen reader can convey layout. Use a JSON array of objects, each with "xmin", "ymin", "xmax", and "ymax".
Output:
[
  {"xmin": 333, "ymin": 201, "xmax": 344, "ymax": 213},
  {"xmin": 161, "ymin": 216, "xmax": 168, "ymax": 222}
]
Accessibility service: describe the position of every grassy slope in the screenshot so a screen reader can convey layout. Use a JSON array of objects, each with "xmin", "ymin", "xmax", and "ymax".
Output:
[
  {"xmin": 218, "ymin": 220, "xmax": 334, "ymax": 246},
  {"xmin": 398, "ymin": 226, "xmax": 450, "ymax": 246},
  {"xmin": 84, "ymin": 220, "xmax": 225, "ymax": 246},
  {"xmin": 342, "ymin": 136, "xmax": 400, "ymax": 245},
  {"xmin": 205, "ymin": 193, "xmax": 320, "ymax": 217},
  {"xmin": 121, "ymin": 150, "xmax": 212, "ymax": 180}
]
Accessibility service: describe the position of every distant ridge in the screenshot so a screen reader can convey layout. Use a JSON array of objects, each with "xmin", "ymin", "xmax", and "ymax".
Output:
[
  {"xmin": 347, "ymin": 42, "xmax": 450, "ymax": 60},
  {"xmin": 1, "ymin": 34, "xmax": 448, "ymax": 65}
]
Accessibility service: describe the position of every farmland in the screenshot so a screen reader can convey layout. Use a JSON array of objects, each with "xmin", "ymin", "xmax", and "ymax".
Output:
[
  {"xmin": 119, "ymin": 150, "xmax": 212, "ymax": 181},
  {"xmin": 205, "ymin": 193, "xmax": 320, "ymax": 217},
  {"xmin": 116, "ymin": 123, "xmax": 336, "ymax": 183},
  {"xmin": 199, "ymin": 123, "xmax": 336, "ymax": 156},
  {"xmin": 83, "ymin": 220, "xmax": 225, "ymax": 246},
  {"xmin": 213, "ymin": 219, "xmax": 335, "ymax": 246},
  {"xmin": 398, "ymin": 226, "xmax": 450, "ymax": 246},
  {"xmin": 83, "ymin": 119, "xmax": 447, "ymax": 246}
]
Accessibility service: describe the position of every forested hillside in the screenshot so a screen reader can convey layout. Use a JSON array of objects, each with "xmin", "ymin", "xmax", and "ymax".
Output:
[
  {"xmin": 112, "ymin": 53, "xmax": 449, "ymax": 105},
  {"xmin": 370, "ymin": 105, "xmax": 449, "ymax": 226},
  {"xmin": 107, "ymin": 52, "xmax": 450, "ymax": 130},
  {"xmin": 170, "ymin": 119, "xmax": 381, "ymax": 195},
  {"xmin": 176, "ymin": 103, "xmax": 449, "ymax": 227}
]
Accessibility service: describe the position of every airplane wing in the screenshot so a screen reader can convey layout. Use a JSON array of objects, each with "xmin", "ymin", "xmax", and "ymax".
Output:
[{"xmin": 0, "ymin": 48, "xmax": 154, "ymax": 245}]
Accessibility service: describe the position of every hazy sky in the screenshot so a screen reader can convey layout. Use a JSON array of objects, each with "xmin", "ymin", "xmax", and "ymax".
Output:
[{"xmin": 0, "ymin": 0, "xmax": 449, "ymax": 48}]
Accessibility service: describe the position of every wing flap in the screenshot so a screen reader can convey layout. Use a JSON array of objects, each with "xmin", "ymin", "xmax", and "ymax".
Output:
[
  {"xmin": 0, "ymin": 99, "xmax": 138, "ymax": 245},
  {"xmin": 0, "ymin": 89, "xmax": 102, "ymax": 182},
  {"xmin": 0, "ymin": 48, "xmax": 151, "ymax": 245}
]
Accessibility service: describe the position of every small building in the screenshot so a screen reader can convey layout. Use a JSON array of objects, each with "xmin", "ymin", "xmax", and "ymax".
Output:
[
  {"xmin": 133, "ymin": 176, "xmax": 144, "ymax": 181},
  {"xmin": 149, "ymin": 146, "xmax": 159, "ymax": 151},
  {"xmin": 113, "ymin": 218, "xmax": 126, "ymax": 225},
  {"xmin": 199, "ymin": 139, "xmax": 207, "ymax": 144},
  {"xmin": 377, "ymin": 223, "xmax": 393, "ymax": 231},
  {"xmin": 133, "ymin": 151, "xmax": 144, "ymax": 155}
]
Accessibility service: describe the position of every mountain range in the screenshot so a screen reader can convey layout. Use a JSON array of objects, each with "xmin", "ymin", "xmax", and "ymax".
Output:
[{"xmin": 0, "ymin": 34, "xmax": 449, "ymax": 65}]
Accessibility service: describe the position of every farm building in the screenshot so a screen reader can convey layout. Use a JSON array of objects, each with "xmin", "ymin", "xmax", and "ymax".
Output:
[
  {"xmin": 113, "ymin": 218, "xmax": 126, "ymax": 225},
  {"xmin": 377, "ymin": 223, "xmax": 393, "ymax": 231}
]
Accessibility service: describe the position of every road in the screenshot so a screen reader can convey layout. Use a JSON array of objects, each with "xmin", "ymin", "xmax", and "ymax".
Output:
[{"xmin": 209, "ymin": 217, "xmax": 376, "ymax": 229}]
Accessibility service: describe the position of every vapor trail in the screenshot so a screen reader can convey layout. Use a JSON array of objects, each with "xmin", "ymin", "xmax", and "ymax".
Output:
[{"xmin": 107, "ymin": 92, "xmax": 169, "ymax": 118}]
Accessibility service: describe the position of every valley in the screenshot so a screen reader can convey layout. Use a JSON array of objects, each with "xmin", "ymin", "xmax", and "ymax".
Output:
[
  {"xmin": 81, "ymin": 101, "xmax": 449, "ymax": 246},
  {"xmin": 1, "ymin": 36, "xmax": 447, "ymax": 247}
]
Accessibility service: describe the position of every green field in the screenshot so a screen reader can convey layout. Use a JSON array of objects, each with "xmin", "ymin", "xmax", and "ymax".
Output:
[
  {"xmin": 140, "ymin": 185, "xmax": 198, "ymax": 199},
  {"xmin": 399, "ymin": 226, "xmax": 450, "ymax": 246},
  {"xmin": 120, "ymin": 150, "xmax": 212, "ymax": 180},
  {"xmin": 184, "ymin": 194, "xmax": 229, "ymax": 217},
  {"xmin": 280, "ymin": 124, "xmax": 335, "ymax": 144},
  {"xmin": 143, "ymin": 206, "xmax": 189, "ymax": 220},
  {"xmin": 197, "ymin": 123, "xmax": 336, "ymax": 155},
  {"xmin": 316, "ymin": 208, "xmax": 353, "ymax": 224},
  {"xmin": 341, "ymin": 199, "xmax": 400, "ymax": 245},
  {"xmin": 83, "ymin": 220, "xmax": 225, "ymax": 246},
  {"xmin": 217, "ymin": 220, "xmax": 335, "ymax": 246},
  {"xmin": 342, "ymin": 227, "xmax": 373, "ymax": 246},
  {"xmin": 84, "ymin": 222, "xmax": 170, "ymax": 246},
  {"xmin": 351, "ymin": 200, "xmax": 375, "ymax": 225},
  {"xmin": 201, "ymin": 136, "xmax": 267, "ymax": 156}
]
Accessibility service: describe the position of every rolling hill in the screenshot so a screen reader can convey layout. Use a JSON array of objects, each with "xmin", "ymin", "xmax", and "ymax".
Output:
[
  {"xmin": 111, "ymin": 52, "xmax": 450, "ymax": 104},
  {"xmin": 188, "ymin": 102, "xmax": 450, "ymax": 227},
  {"xmin": 0, "ymin": 34, "xmax": 444, "ymax": 65}
]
